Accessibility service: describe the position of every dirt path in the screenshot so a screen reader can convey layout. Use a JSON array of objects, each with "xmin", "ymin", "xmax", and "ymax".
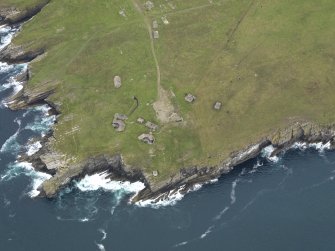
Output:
[{"xmin": 131, "ymin": 0, "xmax": 176, "ymax": 123}]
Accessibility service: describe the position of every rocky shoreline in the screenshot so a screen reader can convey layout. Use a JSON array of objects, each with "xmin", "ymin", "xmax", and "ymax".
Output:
[
  {"xmin": 11, "ymin": 72, "xmax": 335, "ymax": 202},
  {"xmin": 0, "ymin": 0, "xmax": 50, "ymax": 26},
  {"xmin": 1, "ymin": 4, "xmax": 335, "ymax": 203}
]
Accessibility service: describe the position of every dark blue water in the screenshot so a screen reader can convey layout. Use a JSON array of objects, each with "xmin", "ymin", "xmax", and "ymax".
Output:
[{"xmin": 1, "ymin": 27, "xmax": 335, "ymax": 251}]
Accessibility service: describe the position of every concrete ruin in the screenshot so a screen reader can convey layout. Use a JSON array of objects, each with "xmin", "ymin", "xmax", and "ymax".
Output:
[
  {"xmin": 137, "ymin": 117, "xmax": 145, "ymax": 124},
  {"xmin": 161, "ymin": 16, "xmax": 169, "ymax": 25},
  {"xmin": 185, "ymin": 93, "xmax": 196, "ymax": 103},
  {"xmin": 145, "ymin": 121, "xmax": 159, "ymax": 131},
  {"xmin": 169, "ymin": 112, "xmax": 183, "ymax": 122},
  {"xmin": 112, "ymin": 120, "xmax": 125, "ymax": 132},
  {"xmin": 138, "ymin": 133, "xmax": 155, "ymax": 144},
  {"xmin": 119, "ymin": 9, "xmax": 126, "ymax": 17},
  {"xmin": 144, "ymin": 1, "xmax": 154, "ymax": 11},
  {"xmin": 112, "ymin": 113, "xmax": 128, "ymax": 132},
  {"xmin": 152, "ymin": 20, "xmax": 158, "ymax": 29},
  {"xmin": 114, "ymin": 113, "xmax": 128, "ymax": 121},
  {"xmin": 153, "ymin": 30, "xmax": 159, "ymax": 39},
  {"xmin": 114, "ymin": 75, "xmax": 122, "ymax": 88},
  {"xmin": 214, "ymin": 101, "xmax": 222, "ymax": 110}
]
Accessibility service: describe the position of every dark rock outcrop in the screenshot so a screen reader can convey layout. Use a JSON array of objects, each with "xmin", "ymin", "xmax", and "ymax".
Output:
[
  {"xmin": 0, "ymin": 44, "xmax": 45, "ymax": 64},
  {"xmin": 0, "ymin": 0, "xmax": 50, "ymax": 26}
]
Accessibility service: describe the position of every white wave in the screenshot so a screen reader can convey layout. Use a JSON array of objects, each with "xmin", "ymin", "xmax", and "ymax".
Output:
[
  {"xmin": 261, "ymin": 145, "xmax": 279, "ymax": 162},
  {"xmin": 292, "ymin": 141, "xmax": 331, "ymax": 153},
  {"xmin": 214, "ymin": 206, "xmax": 230, "ymax": 221},
  {"xmin": 136, "ymin": 185, "xmax": 186, "ymax": 208},
  {"xmin": 192, "ymin": 183, "xmax": 203, "ymax": 191},
  {"xmin": 291, "ymin": 142, "xmax": 308, "ymax": 150},
  {"xmin": 3, "ymin": 196, "xmax": 11, "ymax": 207},
  {"xmin": 0, "ymin": 62, "xmax": 15, "ymax": 73},
  {"xmin": 110, "ymin": 205, "xmax": 117, "ymax": 215},
  {"xmin": 56, "ymin": 216, "xmax": 92, "ymax": 222},
  {"xmin": 23, "ymin": 104, "xmax": 51, "ymax": 117},
  {"xmin": 230, "ymin": 179, "xmax": 238, "ymax": 204},
  {"xmin": 26, "ymin": 141, "xmax": 42, "ymax": 156},
  {"xmin": 174, "ymin": 241, "xmax": 188, "ymax": 247},
  {"xmin": 96, "ymin": 243, "xmax": 105, "ymax": 251},
  {"xmin": 200, "ymin": 225, "xmax": 214, "ymax": 239},
  {"xmin": 0, "ymin": 73, "xmax": 26, "ymax": 98},
  {"xmin": 24, "ymin": 114, "xmax": 56, "ymax": 136},
  {"xmin": 0, "ymin": 119, "xmax": 21, "ymax": 154},
  {"xmin": 98, "ymin": 229, "xmax": 107, "ymax": 241},
  {"xmin": 35, "ymin": 104, "xmax": 52, "ymax": 115},
  {"xmin": 0, "ymin": 26, "xmax": 11, "ymax": 33},
  {"xmin": 136, "ymin": 182, "xmax": 205, "ymax": 208},
  {"xmin": 75, "ymin": 171, "xmax": 145, "ymax": 194},
  {"xmin": 209, "ymin": 178, "xmax": 218, "ymax": 184},
  {"xmin": 308, "ymin": 142, "xmax": 331, "ymax": 151},
  {"xmin": 0, "ymin": 26, "xmax": 16, "ymax": 51},
  {"xmin": 29, "ymin": 170, "xmax": 52, "ymax": 198},
  {"xmin": 0, "ymin": 161, "xmax": 51, "ymax": 197},
  {"xmin": 249, "ymin": 160, "xmax": 263, "ymax": 174}
]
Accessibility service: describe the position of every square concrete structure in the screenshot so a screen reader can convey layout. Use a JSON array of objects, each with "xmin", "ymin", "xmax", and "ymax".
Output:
[
  {"xmin": 137, "ymin": 117, "xmax": 145, "ymax": 124},
  {"xmin": 153, "ymin": 30, "xmax": 159, "ymax": 39},
  {"xmin": 214, "ymin": 101, "xmax": 222, "ymax": 110},
  {"xmin": 185, "ymin": 93, "xmax": 196, "ymax": 103},
  {"xmin": 144, "ymin": 1, "xmax": 154, "ymax": 10},
  {"xmin": 145, "ymin": 121, "xmax": 158, "ymax": 131},
  {"xmin": 138, "ymin": 134, "xmax": 155, "ymax": 144},
  {"xmin": 152, "ymin": 20, "xmax": 158, "ymax": 29},
  {"xmin": 114, "ymin": 75, "xmax": 122, "ymax": 88}
]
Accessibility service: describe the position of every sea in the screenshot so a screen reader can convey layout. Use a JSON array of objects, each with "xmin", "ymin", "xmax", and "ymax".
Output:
[{"xmin": 1, "ymin": 26, "xmax": 335, "ymax": 251}]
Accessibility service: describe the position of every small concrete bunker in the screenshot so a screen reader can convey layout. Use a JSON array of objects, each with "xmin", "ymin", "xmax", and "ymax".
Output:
[
  {"xmin": 145, "ymin": 121, "xmax": 158, "ymax": 131},
  {"xmin": 185, "ymin": 93, "xmax": 196, "ymax": 103},
  {"xmin": 114, "ymin": 76, "xmax": 122, "ymax": 88},
  {"xmin": 214, "ymin": 101, "xmax": 222, "ymax": 110},
  {"xmin": 138, "ymin": 133, "xmax": 155, "ymax": 144},
  {"xmin": 112, "ymin": 113, "xmax": 128, "ymax": 132},
  {"xmin": 153, "ymin": 30, "xmax": 159, "ymax": 39}
]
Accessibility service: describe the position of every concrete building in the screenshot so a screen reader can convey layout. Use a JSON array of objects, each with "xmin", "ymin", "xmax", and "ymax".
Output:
[
  {"xmin": 214, "ymin": 101, "xmax": 222, "ymax": 110},
  {"xmin": 185, "ymin": 93, "xmax": 196, "ymax": 103},
  {"xmin": 145, "ymin": 121, "xmax": 158, "ymax": 131},
  {"xmin": 153, "ymin": 30, "xmax": 159, "ymax": 39},
  {"xmin": 138, "ymin": 133, "xmax": 155, "ymax": 144},
  {"xmin": 152, "ymin": 20, "xmax": 158, "ymax": 29},
  {"xmin": 114, "ymin": 75, "xmax": 122, "ymax": 88}
]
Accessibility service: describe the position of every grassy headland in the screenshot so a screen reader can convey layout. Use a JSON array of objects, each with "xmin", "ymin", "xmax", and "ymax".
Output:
[{"xmin": 1, "ymin": 0, "xmax": 335, "ymax": 186}]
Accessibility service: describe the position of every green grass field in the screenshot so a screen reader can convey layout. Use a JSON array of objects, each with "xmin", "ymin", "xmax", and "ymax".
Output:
[{"xmin": 2, "ymin": 0, "xmax": 335, "ymax": 183}]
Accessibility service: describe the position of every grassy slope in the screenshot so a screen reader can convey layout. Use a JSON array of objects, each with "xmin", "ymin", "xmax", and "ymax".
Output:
[
  {"xmin": 0, "ymin": 0, "xmax": 43, "ymax": 9},
  {"xmin": 2, "ymin": 0, "xmax": 335, "ymax": 182}
]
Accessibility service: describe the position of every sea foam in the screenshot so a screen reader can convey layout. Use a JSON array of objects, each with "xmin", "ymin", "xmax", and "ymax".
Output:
[
  {"xmin": 24, "ymin": 114, "xmax": 56, "ymax": 136},
  {"xmin": 75, "ymin": 171, "xmax": 145, "ymax": 194},
  {"xmin": 0, "ymin": 62, "xmax": 15, "ymax": 74},
  {"xmin": 261, "ymin": 145, "xmax": 279, "ymax": 162},
  {"xmin": 0, "ymin": 26, "xmax": 18, "ymax": 51},
  {"xmin": 0, "ymin": 119, "xmax": 21, "ymax": 155},
  {"xmin": 292, "ymin": 141, "xmax": 331, "ymax": 152},
  {"xmin": 135, "ymin": 183, "xmax": 203, "ymax": 209},
  {"xmin": 26, "ymin": 141, "xmax": 42, "ymax": 156},
  {"xmin": 0, "ymin": 161, "xmax": 51, "ymax": 197}
]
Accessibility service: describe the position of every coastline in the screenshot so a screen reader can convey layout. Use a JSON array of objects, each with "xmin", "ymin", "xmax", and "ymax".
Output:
[{"xmin": 1, "ymin": 4, "xmax": 335, "ymax": 205}]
